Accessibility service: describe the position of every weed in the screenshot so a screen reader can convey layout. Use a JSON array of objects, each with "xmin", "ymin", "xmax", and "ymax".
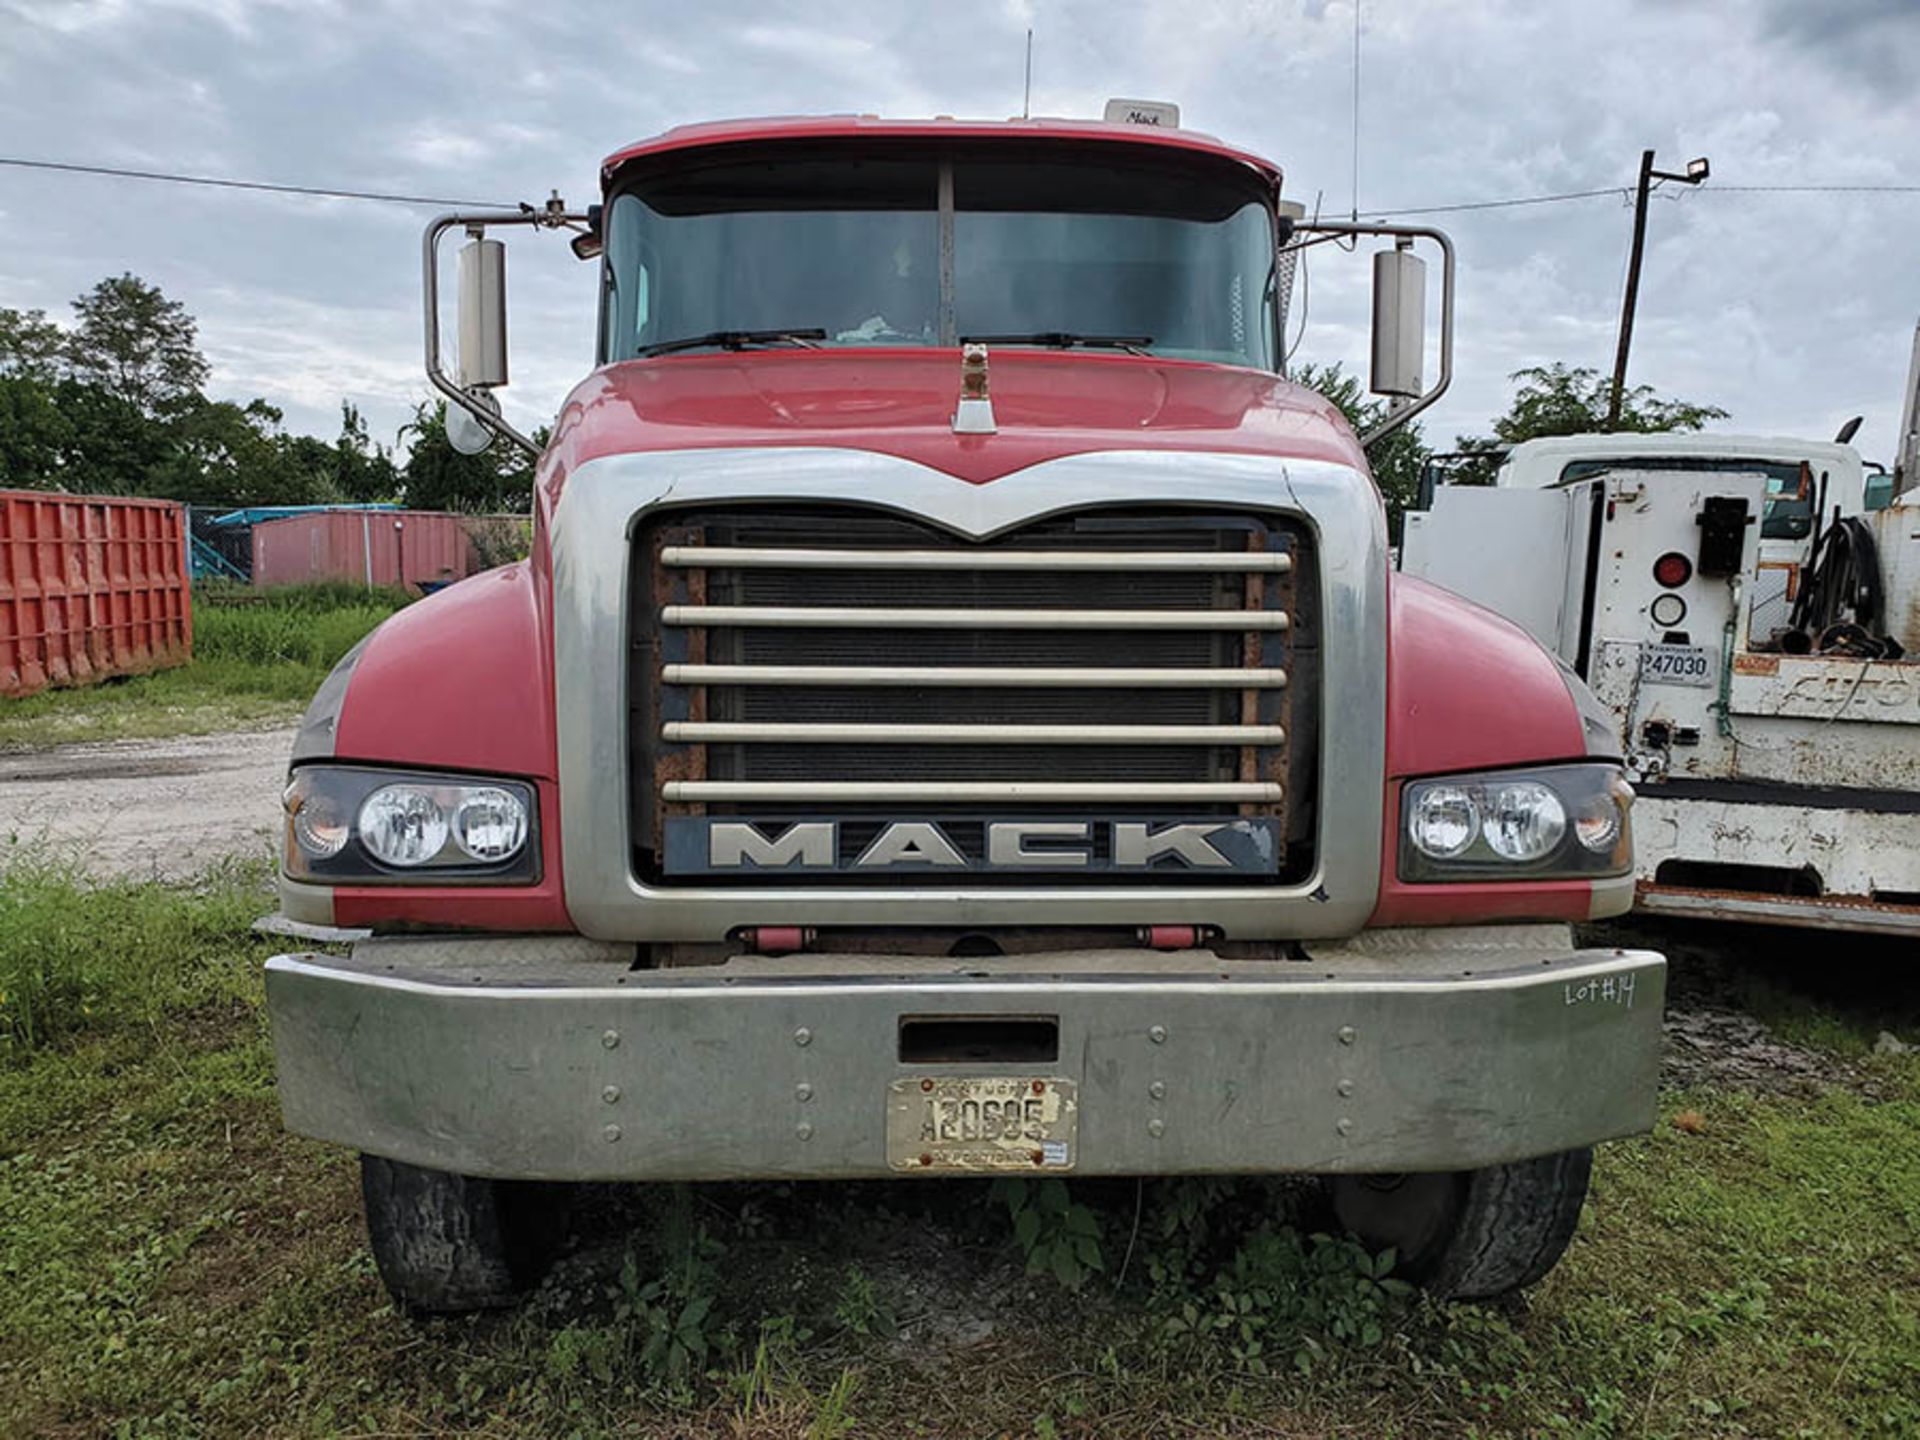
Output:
[
  {"xmin": 993, "ymin": 1176, "xmax": 1105, "ymax": 1290},
  {"xmin": 0, "ymin": 849, "xmax": 268, "ymax": 1054},
  {"xmin": 807, "ymin": 1367, "xmax": 861, "ymax": 1440},
  {"xmin": 596, "ymin": 1188, "xmax": 731, "ymax": 1398},
  {"xmin": 831, "ymin": 1263, "xmax": 891, "ymax": 1337},
  {"xmin": 1160, "ymin": 1226, "xmax": 1411, "ymax": 1374}
]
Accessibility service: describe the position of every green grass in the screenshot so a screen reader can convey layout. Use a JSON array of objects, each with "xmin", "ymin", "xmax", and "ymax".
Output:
[
  {"xmin": 0, "ymin": 582, "xmax": 409, "ymax": 750},
  {"xmin": 2, "ymin": 865, "xmax": 1917, "ymax": 1437}
]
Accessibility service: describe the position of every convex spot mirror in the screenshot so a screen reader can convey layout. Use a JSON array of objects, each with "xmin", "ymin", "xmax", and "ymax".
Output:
[{"xmin": 446, "ymin": 393, "xmax": 499, "ymax": 456}]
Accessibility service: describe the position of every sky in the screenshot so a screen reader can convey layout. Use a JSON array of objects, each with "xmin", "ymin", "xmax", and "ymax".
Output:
[{"xmin": 3, "ymin": 0, "xmax": 1918, "ymax": 464}]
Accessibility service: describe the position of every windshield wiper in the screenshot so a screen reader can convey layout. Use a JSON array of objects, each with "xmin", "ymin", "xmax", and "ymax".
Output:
[
  {"xmin": 961, "ymin": 332, "xmax": 1154, "ymax": 355},
  {"xmin": 635, "ymin": 328, "xmax": 827, "ymax": 359}
]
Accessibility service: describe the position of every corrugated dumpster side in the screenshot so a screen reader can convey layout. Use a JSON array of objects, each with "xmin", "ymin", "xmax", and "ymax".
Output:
[{"xmin": 0, "ymin": 490, "xmax": 192, "ymax": 698}]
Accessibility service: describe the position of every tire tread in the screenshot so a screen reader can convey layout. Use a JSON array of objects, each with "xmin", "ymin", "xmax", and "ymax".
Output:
[{"xmin": 1425, "ymin": 1147, "xmax": 1593, "ymax": 1300}]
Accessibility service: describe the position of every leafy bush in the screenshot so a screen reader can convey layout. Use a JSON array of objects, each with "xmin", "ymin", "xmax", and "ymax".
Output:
[{"xmin": 1161, "ymin": 1226, "xmax": 1411, "ymax": 1374}]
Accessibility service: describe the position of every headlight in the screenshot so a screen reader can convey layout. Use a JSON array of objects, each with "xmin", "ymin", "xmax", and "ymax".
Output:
[
  {"xmin": 1399, "ymin": 764, "xmax": 1631, "ymax": 882},
  {"xmin": 283, "ymin": 767, "xmax": 538, "ymax": 884}
]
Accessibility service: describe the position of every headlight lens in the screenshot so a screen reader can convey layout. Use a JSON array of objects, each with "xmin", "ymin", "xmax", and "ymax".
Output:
[
  {"xmin": 1480, "ymin": 781, "xmax": 1566, "ymax": 861},
  {"xmin": 358, "ymin": 786, "xmax": 453, "ymax": 867},
  {"xmin": 283, "ymin": 767, "xmax": 537, "ymax": 884},
  {"xmin": 1399, "ymin": 764, "xmax": 1631, "ymax": 882},
  {"xmin": 453, "ymin": 788, "xmax": 530, "ymax": 862},
  {"xmin": 1408, "ymin": 784, "xmax": 1479, "ymax": 859}
]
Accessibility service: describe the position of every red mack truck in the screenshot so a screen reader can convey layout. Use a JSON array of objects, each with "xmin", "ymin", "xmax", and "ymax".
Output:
[{"xmin": 266, "ymin": 108, "xmax": 1664, "ymax": 1313}]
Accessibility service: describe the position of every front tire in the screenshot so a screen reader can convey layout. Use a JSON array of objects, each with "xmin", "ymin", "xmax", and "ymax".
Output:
[
  {"xmin": 359, "ymin": 1155, "xmax": 567, "ymax": 1313},
  {"xmin": 1330, "ymin": 1147, "xmax": 1593, "ymax": 1300}
]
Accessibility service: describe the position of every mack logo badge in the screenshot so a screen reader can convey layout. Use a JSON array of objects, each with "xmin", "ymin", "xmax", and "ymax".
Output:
[{"xmin": 663, "ymin": 818, "xmax": 1280, "ymax": 875}]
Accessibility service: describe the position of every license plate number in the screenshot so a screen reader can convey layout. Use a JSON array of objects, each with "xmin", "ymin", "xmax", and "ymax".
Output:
[
  {"xmin": 1640, "ymin": 643, "xmax": 1713, "ymax": 687},
  {"xmin": 886, "ymin": 1076, "xmax": 1078, "ymax": 1172}
]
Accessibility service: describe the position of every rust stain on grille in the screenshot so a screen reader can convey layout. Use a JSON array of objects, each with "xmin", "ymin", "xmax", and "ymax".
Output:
[{"xmin": 651, "ymin": 525, "xmax": 708, "ymax": 846}]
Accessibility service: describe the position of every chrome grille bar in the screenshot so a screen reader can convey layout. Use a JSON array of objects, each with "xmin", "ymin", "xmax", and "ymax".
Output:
[
  {"xmin": 663, "ymin": 722, "xmax": 1288, "ymax": 744},
  {"xmin": 662, "ymin": 780, "xmax": 1286, "ymax": 802},
  {"xmin": 661, "ymin": 545, "xmax": 1292, "ymax": 572},
  {"xmin": 662, "ymin": 605, "xmax": 1289, "ymax": 631},
  {"xmin": 662, "ymin": 663, "xmax": 1288, "ymax": 688}
]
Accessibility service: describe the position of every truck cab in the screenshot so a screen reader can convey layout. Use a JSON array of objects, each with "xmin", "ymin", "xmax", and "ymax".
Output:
[{"xmin": 265, "ymin": 112, "xmax": 1662, "ymax": 1314}]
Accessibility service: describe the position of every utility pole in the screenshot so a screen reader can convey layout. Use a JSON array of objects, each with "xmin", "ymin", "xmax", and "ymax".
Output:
[{"xmin": 1607, "ymin": 149, "xmax": 1710, "ymax": 431}]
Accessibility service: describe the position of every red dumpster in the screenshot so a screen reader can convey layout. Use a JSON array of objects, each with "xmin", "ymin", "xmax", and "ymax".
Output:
[{"xmin": 0, "ymin": 490, "xmax": 192, "ymax": 699}]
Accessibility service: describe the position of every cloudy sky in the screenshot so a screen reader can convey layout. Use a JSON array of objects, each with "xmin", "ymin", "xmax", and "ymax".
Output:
[{"xmin": 4, "ymin": 0, "xmax": 1918, "ymax": 463}]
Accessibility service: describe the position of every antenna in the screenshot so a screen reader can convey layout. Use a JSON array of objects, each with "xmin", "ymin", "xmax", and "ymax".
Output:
[
  {"xmin": 1351, "ymin": 0, "xmax": 1361, "ymax": 222},
  {"xmin": 1023, "ymin": 29, "xmax": 1033, "ymax": 119}
]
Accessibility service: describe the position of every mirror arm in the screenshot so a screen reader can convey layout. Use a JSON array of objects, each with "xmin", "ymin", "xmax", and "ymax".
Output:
[
  {"xmin": 1286, "ymin": 219, "xmax": 1455, "ymax": 448},
  {"xmin": 422, "ymin": 206, "xmax": 588, "ymax": 460}
]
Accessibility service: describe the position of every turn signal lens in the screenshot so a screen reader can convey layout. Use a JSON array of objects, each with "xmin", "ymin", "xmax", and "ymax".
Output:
[
  {"xmin": 1573, "ymin": 794, "xmax": 1623, "ymax": 853},
  {"xmin": 287, "ymin": 777, "xmax": 350, "ymax": 858},
  {"xmin": 1653, "ymin": 551, "xmax": 1693, "ymax": 588}
]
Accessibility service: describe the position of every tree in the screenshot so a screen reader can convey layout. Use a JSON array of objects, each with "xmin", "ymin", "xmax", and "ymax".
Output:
[
  {"xmin": 46, "ymin": 380, "xmax": 173, "ymax": 495},
  {"xmin": 0, "ymin": 306, "xmax": 68, "ymax": 382},
  {"xmin": 1451, "ymin": 363, "xmax": 1729, "ymax": 483},
  {"xmin": 333, "ymin": 402, "xmax": 402, "ymax": 502},
  {"xmin": 399, "ymin": 400, "xmax": 537, "ymax": 513},
  {"xmin": 1291, "ymin": 361, "xmax": 1430, "ymax": 541},
  {"xmin": 66, "ymin": 273, "xmax": 210, "ymax": 419},
  {"xmin": 0, "ymin": 375, "xmax": 71, "ymax": 487},
  {"xmin": 151, "ymin": 397, "xmax": 361, "ymax": 506}
]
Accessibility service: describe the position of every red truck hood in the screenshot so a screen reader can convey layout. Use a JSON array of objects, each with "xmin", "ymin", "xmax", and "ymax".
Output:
[{"xmin": 541, "ymin": 349, "xmax": 1367, "ymax": 494}]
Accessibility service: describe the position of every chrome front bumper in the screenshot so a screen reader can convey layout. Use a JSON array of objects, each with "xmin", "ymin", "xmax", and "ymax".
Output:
[{"xmin": 264, "ymin": 927, "xmax": 1665, "ymax": 1182}]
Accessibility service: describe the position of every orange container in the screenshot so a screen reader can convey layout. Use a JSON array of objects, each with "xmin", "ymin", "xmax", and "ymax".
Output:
[{"xmin": 0, "ymin": 490, "xmax": 192, "ymax": 698}]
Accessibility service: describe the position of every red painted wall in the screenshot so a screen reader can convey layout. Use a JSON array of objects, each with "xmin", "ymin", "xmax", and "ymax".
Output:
[{"xmin": 0, "ymin": 490, "xmax": 191, "ymax": 698}]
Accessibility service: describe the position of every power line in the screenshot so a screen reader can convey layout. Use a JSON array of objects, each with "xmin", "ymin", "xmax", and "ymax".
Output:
[
  {"xmin": 1366, "ymin": 180, "xmax": 1920, "ymax": 219},
  {"xmin": 8, "ymin": 150, "xmax": 1918, "ymax": 223},
  {"xmin": 1706, "ymin": 183, "xmax": 1920, "ymax": 193},
  {"xmin": 0, "ymin": 156, "xmax": 514, "ymax": 209},
  {"xmin": 1365, "ymin": 186, "xmax": 1630, "ymax": 218}
]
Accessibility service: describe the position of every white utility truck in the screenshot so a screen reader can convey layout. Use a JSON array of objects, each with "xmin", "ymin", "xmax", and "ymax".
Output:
[{"xmin": 1404, "ymin": 337, "xmax": 1920, "ymax": 935}]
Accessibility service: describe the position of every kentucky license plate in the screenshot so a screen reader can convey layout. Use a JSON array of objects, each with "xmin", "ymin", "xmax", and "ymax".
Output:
[
  {"xmin": 1640, "ymin": 643, "xmax": 1714, "ymax": 687},
  {"xmin": 886, "ymin": 1076, "xmax": 1078, "ymax": 1172}
]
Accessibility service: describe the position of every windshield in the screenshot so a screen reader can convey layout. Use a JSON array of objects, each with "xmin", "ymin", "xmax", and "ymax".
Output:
[
  {"xmin": 603, "ymin": 145, "xmax": 1277, "ymax": 368},
  {"xmin": 1559, "ymin": 457, "xmax": 1815, "ymax": 540}
]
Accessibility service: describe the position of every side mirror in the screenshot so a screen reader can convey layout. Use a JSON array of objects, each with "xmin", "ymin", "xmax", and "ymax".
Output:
[
  {"xmin": 1370, "ymin": 243, "xmax": 1425, "ymax": 399},
  {"xmin": 456, "ymin": 234, "xmax": 508, "ymax": 390}
]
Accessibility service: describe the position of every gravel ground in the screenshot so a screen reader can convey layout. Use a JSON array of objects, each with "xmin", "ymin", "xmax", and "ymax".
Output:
[{"xmin": 0, "ymin": 726, "xmax": 293, "ymax": 880}]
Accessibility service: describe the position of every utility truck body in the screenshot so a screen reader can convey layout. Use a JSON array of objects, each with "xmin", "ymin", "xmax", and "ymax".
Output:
[
  {"xmin": 265, "ymin": 112, "xmax": 1662, "ymax": 1312},
  {"xmin": 1406, "ymin": 417, "xmax": 1920, "ymax": 934}
]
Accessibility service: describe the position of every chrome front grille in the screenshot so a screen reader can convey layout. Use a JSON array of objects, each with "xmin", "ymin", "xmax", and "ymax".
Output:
[{"xmin": 629, "ymin": 506, "xmax": 1314, "ymax": 882}]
